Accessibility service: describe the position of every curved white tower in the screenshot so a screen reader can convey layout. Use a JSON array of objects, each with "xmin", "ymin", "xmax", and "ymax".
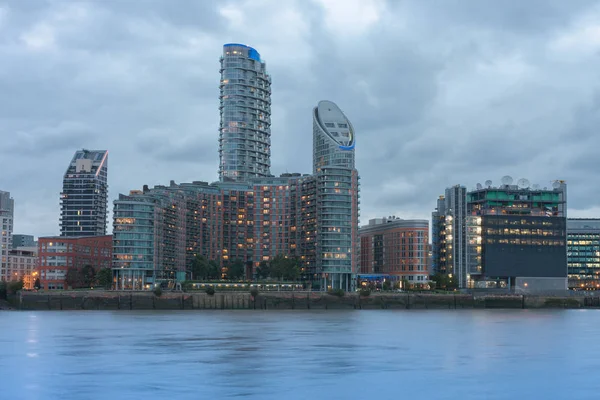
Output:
[
  {"xmin": 312, "ymin": 100, "xmax": 359, "ymax": 291},
  {"xmin": 313, "ymin": 100, "xmax": 355, "ymax": 174},
  {"xmin": 219, "ymin": 43, "xmax": 272, "ymax": 182}
]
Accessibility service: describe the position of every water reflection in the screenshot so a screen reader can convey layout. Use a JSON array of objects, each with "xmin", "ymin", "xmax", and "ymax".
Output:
[{"xmin": 0, "ymin": 310, "xmax": 598, "ymax": 399}]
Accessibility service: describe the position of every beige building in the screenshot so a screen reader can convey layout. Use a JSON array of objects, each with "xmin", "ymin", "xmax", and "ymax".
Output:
[{"xmin": 7, "ymin": 249, "xmax": 38, "ymax": 286}]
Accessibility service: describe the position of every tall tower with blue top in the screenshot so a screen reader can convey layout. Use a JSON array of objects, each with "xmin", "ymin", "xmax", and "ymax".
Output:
[{"xmin": 219, "ymin": 44, "xmax": 272, "ymax": 182}]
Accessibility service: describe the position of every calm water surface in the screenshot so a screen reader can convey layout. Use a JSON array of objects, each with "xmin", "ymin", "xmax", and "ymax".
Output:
[{"xmin": 1, "ymin": 310, "xmax": 600, "ymax": 399}]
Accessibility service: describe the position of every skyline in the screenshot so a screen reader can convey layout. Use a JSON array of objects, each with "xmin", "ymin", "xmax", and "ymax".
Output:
[{"xmin": 2, "ymin": 0, "xmax": 600, "ymax": 238}]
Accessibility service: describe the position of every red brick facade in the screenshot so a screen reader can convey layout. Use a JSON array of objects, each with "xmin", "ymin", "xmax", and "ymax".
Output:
[
  {"xmin": 359, "ymin": 218, "xmax": 429, "ymax": 284},
  {"xmin": 37, "ymin": 235, "xmax": 112, "ymax": 290}
]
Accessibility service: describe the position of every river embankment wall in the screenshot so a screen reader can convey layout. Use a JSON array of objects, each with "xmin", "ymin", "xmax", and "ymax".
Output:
[{"xmin": 12, "ymin": 291, "xmax": 595, "ymax": 310}]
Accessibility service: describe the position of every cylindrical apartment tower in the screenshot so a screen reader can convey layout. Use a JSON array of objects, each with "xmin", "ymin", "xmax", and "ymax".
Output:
[
  {"xmin": 312, "ymin": 101, "xmax": 359, "ymax": 291},
  {"xmin": 219, "ymin": 43, "xmax": 272, "ymax": 182}
]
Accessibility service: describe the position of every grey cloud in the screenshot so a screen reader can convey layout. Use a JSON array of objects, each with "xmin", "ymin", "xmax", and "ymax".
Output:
[
  {"xmin": 1, "ymin": 121, "xmax": 96, "ymax": 155},
  {"xmin": 2, "ymin": 0, "xmax": 600, "ymax": 236}
]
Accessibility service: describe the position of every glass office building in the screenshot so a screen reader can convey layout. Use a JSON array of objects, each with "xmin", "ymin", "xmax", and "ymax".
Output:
[
  {"xmin": 567, "ymin": 219, "xmax": 600, "ymax": 289},
  {"xmin": 466, "ymin": 181, "xmax": 567, "ymax": 290}
]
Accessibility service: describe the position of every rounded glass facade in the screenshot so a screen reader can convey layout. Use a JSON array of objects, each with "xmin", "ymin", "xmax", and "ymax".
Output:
[{"xmin": 219, "ymin": 44, "xmax": 272, "ymax": 182}]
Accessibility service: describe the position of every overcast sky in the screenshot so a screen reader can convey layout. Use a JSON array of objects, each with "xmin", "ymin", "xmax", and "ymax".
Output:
[{"xmin": 1, "ymin": 0, "xmax": 600, "ymax": 238}]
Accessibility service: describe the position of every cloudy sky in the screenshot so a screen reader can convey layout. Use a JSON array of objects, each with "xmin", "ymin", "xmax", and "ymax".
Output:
[{"xmin": 1, "ymin": 0, "xmax": 600, "ymax": 238}]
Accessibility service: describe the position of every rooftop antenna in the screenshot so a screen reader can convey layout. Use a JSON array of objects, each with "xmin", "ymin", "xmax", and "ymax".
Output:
[
  {"xmin": 532, "ymin": 184, "xmax": 540, "ymax": 190},
  {"xmin": 501, "ymin": 175, "xmax": 513, "ymax": 186},
  {"xmin": 517, "ymin": 178, "xmax": 530, "ymax": 189},
  {"xmin": 485, "ymin": 180, "xmax": 492, "ymax": 188},
  {"xmin": 476, "ymin": 183, "xmax": 483, "ymax": 190},
  {"xmin": 552, "ymin": 181, "xmax": 561, "ymax": 189}
]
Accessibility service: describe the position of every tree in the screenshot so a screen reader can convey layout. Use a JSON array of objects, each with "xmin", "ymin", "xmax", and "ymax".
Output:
[
  {"xmin": 8, "ymin": 280, "xmax": 24, "ymax": 294},
  {"xmin": 80, "ymin": 265, "xmax": 96, "ymax": 288},
  {"xmin": 431, "ymin": 273, "xmax": 457, "ymax": 290},
  {"xmin": 34, "ymin": 278, "xmax": 41, "ymax": 290},
  {"xmin": 65, "ymin": 267, "xmax": 81, "ymax": 289},
  {"xmin": 270, "ymin": 255, "xmax": 300, "ymax": 281},
  {"xmin": 256, "ymin": 261, "xmax": 270, "ymax": 280},
  {"xmin": 96, "ymin": 268, "xmax": 112, "ymax": 289},
  {"xmin": 191, "ymin": 254, "xmax": 210, "ymax": 280},
  {"xmin": 208, "ymin": 260, "xmax": 221, "ymax": 280},
  {"xmin": 383, "ymin": 280, "xmax": 392, "ymax": 291},
  {"xmin": 227, "ymin": 259, "xmax": 245, "ymax": 280}
]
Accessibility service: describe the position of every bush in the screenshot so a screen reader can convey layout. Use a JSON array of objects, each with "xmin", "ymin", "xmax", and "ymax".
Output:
[
  {"xmin": 328, "ymin": 289, "xmax": 345, "ymax": 297},
  {"xmin": 359, "ymin": 288, "xmax": 371, "ymax": 297},
  {"xmin": 0, "ymin": 282, "xmax": 6, "ymax": 299},
  {"xmin": 153, "ymin": 286, "xmax": 163, "ymax": 297},
  {"xmin": 205, "ymin": 286, "xmax": 215, "ymax": 296},
  {"xmin": 250, "ymin": 287, "xmax": 259, "ymax": 297},
  {"xmin": 8, "ymin": 280, "xmax": 24, "ymax": 294}
]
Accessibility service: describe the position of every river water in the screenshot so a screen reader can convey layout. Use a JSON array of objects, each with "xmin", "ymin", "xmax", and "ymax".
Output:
[{"xmin": 1, "ymin": 310, "xmax": 598, "ymax": 399}]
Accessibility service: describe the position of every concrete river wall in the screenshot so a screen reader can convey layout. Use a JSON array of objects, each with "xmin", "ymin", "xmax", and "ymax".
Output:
[{"xmin": 15, "ymin": 291, "xmax": 594, "ymax": 310}]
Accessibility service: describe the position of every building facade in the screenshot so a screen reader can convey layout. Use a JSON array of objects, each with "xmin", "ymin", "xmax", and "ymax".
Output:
[
  {"xmin": 359, "ymin": 217, "xmax": 429, "ymax": 286},
  {"xmin": 112, "ymin": 44, "xmax": 359, "ymax": 291},
  {"xmin": 219, "ymin": 43, "xmax": 272, "ymax": 182},
  {"xmin": 0, "ymin": 190, "xmax": 14, "ymax": 282},
  {"xmin": 60, "ymin": 149, "xmax": 108, "ymax": 237},
  {"xmin": 7, "ymin": 249, "xmax": 37, "ymax": 286},
  {"xmin": 431, "ymin": 195, "xmax": 447, "ymax": 275},
  {"xmin": 112, "ymin": 101, "xmax": 360, "ymax": 290},
  {"xmin": 12, "ymin": 234, "xmax": 35, "ymax": 249},
  {"xmin": 466, "ymin": 179, "xmax": 567, "ymax": 291},
  {"xmin": 37, "ymin": 236, "xmax": 112, "ymax": 290},
  {"xmin": 431, "ymin": 186, "xmax": 468, "ymax": 286},
  {"xmin": 567, "ymin": 218, "xmax": 600, "ymax": 289},
  {"xmin": 312, "ymin": 100, "xmax": 359, "ymax": 291}
]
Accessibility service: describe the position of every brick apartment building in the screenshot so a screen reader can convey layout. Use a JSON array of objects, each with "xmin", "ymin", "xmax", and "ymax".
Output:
[
  {"xmin": 37, "ymin": 235, "xmax": 112, "ymax": 290},
  {"xmin": 359, "ymin": 217, "xmax": 429, "ymax": 286}
]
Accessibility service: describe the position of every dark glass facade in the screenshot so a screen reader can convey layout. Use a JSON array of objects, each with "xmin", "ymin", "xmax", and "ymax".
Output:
[{"xmin": 482, "ymin": 215, "xmax": 566, "ymax": 278}]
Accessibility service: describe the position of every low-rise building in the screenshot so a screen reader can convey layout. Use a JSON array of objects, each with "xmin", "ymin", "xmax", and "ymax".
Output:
[
  {"xmin": 37, "ymin": 236, "xmax": 112, "ymax": 290},
  {"xmin": 7, "ymin": 249, "xmax": 38, "ymax": 287},
  {"xmin": 359, "ymin": 217, "xmax": 429, "ymax": 287},
  {"xmin": 567, "ymin": 219, "xmax": 600, "ymax": 289}
]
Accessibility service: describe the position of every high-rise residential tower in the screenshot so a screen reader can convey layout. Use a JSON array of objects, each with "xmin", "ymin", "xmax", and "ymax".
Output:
[
  {"xmin": 0, "ymin": 190, "xmax": 14, "ymax": 281},
  {"xmin": 312, "ymin": 100, "xmax": 360, "ymax": 291},
  {"xmin": 431, "ymin": 185, "xmax": 467, "ymax": 287},
  {"xmin": 219, "ymin": 43, "xmax": 272, "ymax": 182},
  {"xmin": 60, "ymin": 149, "xmax": 108, "ymax": 237},
  {"xmin": 431, "ymin": 195, "xmax": 447, "ymax": 275}
]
